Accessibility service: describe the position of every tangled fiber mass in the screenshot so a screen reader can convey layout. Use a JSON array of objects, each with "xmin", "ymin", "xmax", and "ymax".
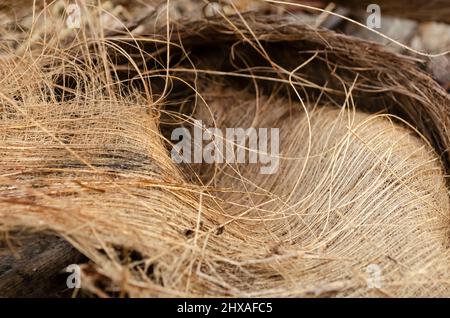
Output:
[{"xmin": 0, "ymin": 2, "xmax": 449, "ymax": 297}]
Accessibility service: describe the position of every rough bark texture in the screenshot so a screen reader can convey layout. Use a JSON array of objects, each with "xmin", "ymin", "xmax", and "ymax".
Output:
[{"xmin": 0, "ymin": 233, "xmax": 84, "ymax": 297}]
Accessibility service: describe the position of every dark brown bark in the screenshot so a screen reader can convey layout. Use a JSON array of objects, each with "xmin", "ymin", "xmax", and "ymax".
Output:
[{"xmin": 0, "ymin": 233, "xmax": 84, "ymax": 297}]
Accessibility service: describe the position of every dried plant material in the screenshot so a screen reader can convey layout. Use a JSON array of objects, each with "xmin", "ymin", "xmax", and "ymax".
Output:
[{"xmin": 0, "ymin": 3, "xmax": 449, "ymax": 297}]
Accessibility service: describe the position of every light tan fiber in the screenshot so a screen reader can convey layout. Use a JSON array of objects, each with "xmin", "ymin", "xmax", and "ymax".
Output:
[{"xmin": 0, "ymin": 2, "xmax": 449, "ymax": 297}]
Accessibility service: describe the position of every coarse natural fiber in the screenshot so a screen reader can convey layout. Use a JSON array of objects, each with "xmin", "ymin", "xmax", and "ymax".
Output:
[
  {"xmin": 187, "ymin": 84, "xmax": 450, "ymax": 297},
  {"xmin": 0, "ymin": 7, "xmax": 449, "ymax": 297}
]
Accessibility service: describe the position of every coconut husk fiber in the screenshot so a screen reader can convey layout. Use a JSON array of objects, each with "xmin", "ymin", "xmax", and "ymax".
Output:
[{"xmin": 1, "ymin": 7, "xmax": 450, "ymax": 297}]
